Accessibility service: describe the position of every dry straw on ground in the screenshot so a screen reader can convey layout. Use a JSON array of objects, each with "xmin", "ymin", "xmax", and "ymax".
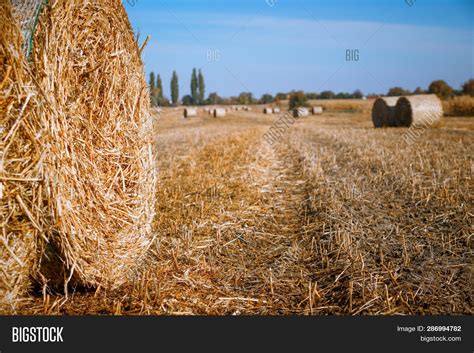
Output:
[
  {"xmin": 443, "ymin": 95, "xmax": 474, "ymax": 117},
  {"xmin": 184, "ymin": 108, "xmax": 197, "ymax": 118},
  {"xmin": 372, "ymin": 97, "xmax": 399, "ymax": 128},
  {"xmin": 311, "ymin": 99, "xmax": 371, "ymax": 114},
  {"xmin": 395, "ymin": 94, "xmax": 443, "ymax": 127},
  {"xmin": 0, "ymin": 1, "xmax": 41, "ymax": 313},
  {"xmin": 25, "ymin": 0, "xmax": 156, "ymax": 290},
  {"xmin": 22, "ymin": 109, "xmax": 471, "ymax": 315}
]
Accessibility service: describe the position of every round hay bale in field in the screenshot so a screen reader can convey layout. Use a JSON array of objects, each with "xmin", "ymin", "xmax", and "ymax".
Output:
[
  {"xmin": 0, "ymin": 1, "xmax": 41, "ymax": 313},
  {"xmin": 371, "ymin": 97, "xmax": 399, "ymax": 128},
  {"xmin": 273, "ymin": 107, "xmax": 281, "ymax": 114},
  {"xmin": 293, "ymin": 107, "xmax": 309, "ymax": 118},
  {"xmin": 263, "ymin": 107, "xmax": 273, "ymax": 114},
  {"xmin": 394, "ymin": 94, "xmax": 443, "ymax": 127},
  {"xmin": 311, "ymin": 106, "xmax": 323, "ymax": 115},
  {"xmin": 28, "ymin": 0, "xmax": 156, "ymax": 289},
  {"xmin": 213, "ymin": 108, "xmax": 226, "ymax": 118},
  {"xmin": 184, "ymin": 108, "xmax": 197, "ymax": 118}
]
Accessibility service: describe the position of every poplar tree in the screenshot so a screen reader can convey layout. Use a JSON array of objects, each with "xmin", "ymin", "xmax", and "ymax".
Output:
[{"xmin": 171, "ymin": 71, "xmax": 179, "ymax": 105}]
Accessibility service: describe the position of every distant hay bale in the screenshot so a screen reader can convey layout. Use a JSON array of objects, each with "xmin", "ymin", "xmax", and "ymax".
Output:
[
  {"xmin": 0, "ymin": 0, "xmax": 40, "ymax": 313},
  {"xmin": 395, "ymin": 94, "xmax": 443, "ymax": 127},
  {"xmin": 25, "ymin": 0, "xmax": 156, "ymax": 289},
  {"xmin": 264, "ymin": 107, "xmax": 273, "ymax": 114},
  {"xmin": 273, "ymin": 107, "xmax": 281, "ymax": 114},
  {"xmin": 184, "ymin": 108, "xmax": 197, "ymax": 118},
  {"xmin": 311, "ymin": 106, "xmax": 323, "ymax": 115},
  {"xmin": 293, "ymin": 107, "xmax": 309, "ymax": 117},
  {"xmin": 213, "ymin": 108, "xmax": 226, "ymax": 118},
  {"xmin": 372, "ymin": 97, "xmax": 399, "ymax": 128}
]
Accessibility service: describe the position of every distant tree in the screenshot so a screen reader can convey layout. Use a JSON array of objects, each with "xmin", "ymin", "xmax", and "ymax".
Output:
[
  {"xmin": 227, "ymin": 96, "xmax": 238, "ymax": 105},
  {"xmin": 275, "ymin": 92, "xmax": 288, "ymax": 100},
  {"xmin": 413, "ymin": 87, "xmax": 424, "ymax": 95},
  {"xmin": 428, "ymin": 80, "xmax": 453, "ymax": 99},
  {"xmin": 289, "ymin": 91, "xmax": 309, "ymax": 109},
  {"xmin": 207, "ymin": 92, "xmax": 222, "ymax": 105},
  {"xmin": 259, "ymin": 94, "xmax": 274, "ymax": 104},
  {"xmin": 462, "ymin": 79, "xmax": 474, "ymax": 97},
  {"xmin": 387, "ymin": 87, "xmax": 410, "ymax": 96},
  {"xmin": 336, "ymin": 92, "xmax": 349, "ymax": 99},
  {"xmin": 170, "ymin": 71, "xmax": 179, "ymax": 106},
  {"xmin": 156, "ymin": 74, "xmax": 164, "ymax": 102},
  {"xmin": 198, "ymin": 69, "xmax": 205, "ymax": 105},
  {"xmin": 351, "ymin": 89, "xmax": 363, "ymax": 99},
  {"xmin": 306, "ymin": 92, "xmax": 319, "ymax": 100},
  {"xmin": 319, "ymin": 91, "xmax": 335, "ymax": 99},
  {"xmin": 149, "ymin": 72, "xmax": 157, "ymax": 106},
  {"xmin": 149, "ymin": 72, "xmax": 156, "ymax": 91},
  {"xmin": 190, "ymin": 68, "xmax": 198, "ymax": 104},
  {"xmin": 182, "ymin": 95, "xmax": 194, "ymax": 106},
  {"xmin": 238, "ymin": 92, "xmax": 254, "ymax": 105}
]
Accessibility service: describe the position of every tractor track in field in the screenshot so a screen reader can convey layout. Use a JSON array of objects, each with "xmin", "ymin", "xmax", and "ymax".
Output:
[{"xmin": 26, "ymin": 128, "xmax": 319, "ymax": 314}]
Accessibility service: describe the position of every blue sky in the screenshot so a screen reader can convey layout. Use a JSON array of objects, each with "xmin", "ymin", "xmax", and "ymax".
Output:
[{"xmin": 125, "ymin": 0, "xmax": 473, "ymax": 98}]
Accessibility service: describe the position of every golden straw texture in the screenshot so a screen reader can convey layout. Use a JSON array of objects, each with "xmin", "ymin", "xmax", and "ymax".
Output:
[
  {"xmin": 30, "ymin": 0, "xmax": 156, "ymax": 289},
  {"xmin": 0, "ymin": 0, "xmax": 41, "ymax": 313}
]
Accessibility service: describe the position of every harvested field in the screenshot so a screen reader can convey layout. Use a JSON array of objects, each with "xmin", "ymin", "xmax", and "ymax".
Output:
[{"xmin": 16, "ymin": 107, "xmax": 473, "ymax": 315}]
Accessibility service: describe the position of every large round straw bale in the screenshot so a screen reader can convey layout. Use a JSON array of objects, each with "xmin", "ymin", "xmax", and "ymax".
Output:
[
  {"xmin": 371, "ymin": 97, "xmax": 399, "ymax": 128},
  {"xmin": 394, "ymin": 94, "xmax": 443, "ymax": 127},
  {"xmin": 213, "ymin": 108, "xmax": 226, "ymax": 118},
  {"xmin": 184, "ymin": 108, "xmax": 197, "ymax": 118},
  {"xmin": 273, "ymin": 107, "xmax": 281, "ymax": 114},
  {"xmin": 0, "ymin": 1, "xmax": 41, "ymax": 313},
  {"xmin": 311, "ymin": 106, "xmax": 323, "ymax": 115},
  {"xmin": 29, "ymin": 0, "xmax": 156, "ymax": 289},
  {"xmin": 293, "ymin": 107, "xmax": 309, "ymax": 117},
  {"xmin": 263, "ymin": 107, "xmax": 273, "ymax": 114}
]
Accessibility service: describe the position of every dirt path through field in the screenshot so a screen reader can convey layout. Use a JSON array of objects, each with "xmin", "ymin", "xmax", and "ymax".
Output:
[{"xmin": 148, "ymin": 129, "xmax": 319, "ymax": 314}]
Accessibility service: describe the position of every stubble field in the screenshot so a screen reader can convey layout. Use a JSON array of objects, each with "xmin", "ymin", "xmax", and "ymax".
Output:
[{"xmin": 21, "ymin": 104, "xmax": 473, "ymax": 315}]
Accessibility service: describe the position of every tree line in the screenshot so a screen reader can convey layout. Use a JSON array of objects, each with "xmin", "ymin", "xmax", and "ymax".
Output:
[
  {"xmin": 149, "ymin": 68, "xmax": 205, "ymax": 107},
  {"xmin": 386, "ymin": 79, "xmax": 473, "ymax": 99},
  {"xmin": 149, "ymin": 73, "xmax": 474, "ymax": 107}
]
